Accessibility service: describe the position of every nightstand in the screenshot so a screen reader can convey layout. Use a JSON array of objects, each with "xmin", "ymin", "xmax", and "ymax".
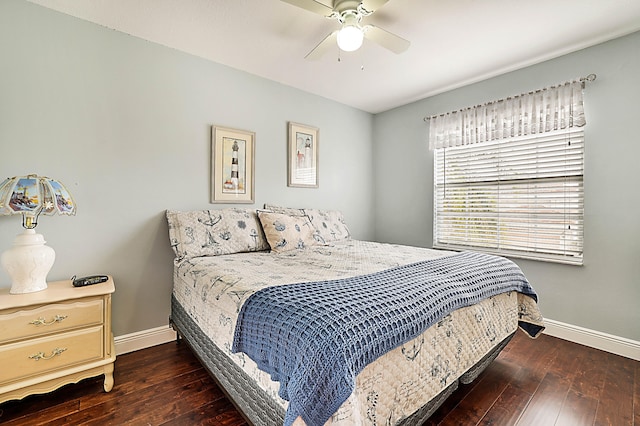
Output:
[{"xmin": 0, "ymin": 277, "xmax": 116, "ymax": 403}]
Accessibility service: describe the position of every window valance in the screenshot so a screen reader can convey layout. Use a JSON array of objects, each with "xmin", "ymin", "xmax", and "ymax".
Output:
[{"xmin": 426, "ymin": 77, "xmax": 592, "ymax": 150}]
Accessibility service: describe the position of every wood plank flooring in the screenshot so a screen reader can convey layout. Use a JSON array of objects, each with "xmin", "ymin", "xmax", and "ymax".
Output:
[{"xmin": 0, "ymin": 332, "xmax": 638, "ymax": 425}]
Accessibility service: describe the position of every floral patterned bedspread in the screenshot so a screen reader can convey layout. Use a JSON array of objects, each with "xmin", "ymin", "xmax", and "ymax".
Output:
[{"xmin": 172, "ymin": 240, "xmax": 544, "ymax": 425}]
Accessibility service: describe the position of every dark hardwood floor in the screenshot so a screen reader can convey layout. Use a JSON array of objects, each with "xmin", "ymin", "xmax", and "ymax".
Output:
[{"xmin": 1, "ymin": 332, "xmax": 638, "ymax": 425}]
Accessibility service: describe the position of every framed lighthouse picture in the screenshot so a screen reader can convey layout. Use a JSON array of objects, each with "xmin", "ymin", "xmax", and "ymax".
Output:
[
  {"xmin": 288, "ymin": 122, "xmax": 319, "ymax": 188},
  {"xmin": 211, "ymin": 126, "xmax": 255, "ymax": 203}
]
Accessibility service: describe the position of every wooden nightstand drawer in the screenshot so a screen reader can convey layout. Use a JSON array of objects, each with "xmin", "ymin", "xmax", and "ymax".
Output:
[
  {"xmin": 0, "ymin": 278, "xmax": 115, "ymax": 403},
  {"xmin": 0, "ymin": 325, "xmax": 104, "ymax": 384},
  {"xmin": 0, "ymin": 298, "xmax": 104, "ymax": 345}
]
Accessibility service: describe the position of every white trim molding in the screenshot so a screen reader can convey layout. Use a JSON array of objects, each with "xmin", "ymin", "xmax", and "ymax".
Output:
[
  {"xmin": 114, "ymin": 325, "xmax": 177, "ymax": 356},
  {"xmin": 543, "ymin": 318, "xmax": 640, "ymax": 361}
]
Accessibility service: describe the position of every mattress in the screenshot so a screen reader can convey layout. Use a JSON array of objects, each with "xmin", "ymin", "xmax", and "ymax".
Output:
[{"xmin": 171, "ymin": 239, "xmax": 543, "ymax": 425}]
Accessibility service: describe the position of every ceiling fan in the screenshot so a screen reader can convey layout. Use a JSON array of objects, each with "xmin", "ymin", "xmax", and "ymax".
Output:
[{"xmin": 280, "ymin": 0, "xmax": 410, "ymax": 60}]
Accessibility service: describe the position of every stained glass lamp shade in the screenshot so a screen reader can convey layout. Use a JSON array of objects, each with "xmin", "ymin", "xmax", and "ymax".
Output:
[{"xmin": 0, "ymin": 174, "xmax": 76, "ymax": 294}]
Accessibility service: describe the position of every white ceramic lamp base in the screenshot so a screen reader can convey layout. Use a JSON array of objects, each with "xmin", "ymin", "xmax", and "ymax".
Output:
[{"xmin": 1, "ymin": 229, "xmax": 55, "ymax": 294}]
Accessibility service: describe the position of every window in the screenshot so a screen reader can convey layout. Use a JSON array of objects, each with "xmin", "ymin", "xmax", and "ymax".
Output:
[
  {"xmin": 433, "ymin": 129, "xmax": 583, "ymax": 264},
  {"xmin": 427, "ymin": 79, "xmax": 589, "ymax": 265}
]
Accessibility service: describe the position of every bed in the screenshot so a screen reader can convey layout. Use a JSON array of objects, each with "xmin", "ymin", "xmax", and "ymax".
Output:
[{"xmin": 166, "ymin": 206, "xmax": 544, "ymax": 426}]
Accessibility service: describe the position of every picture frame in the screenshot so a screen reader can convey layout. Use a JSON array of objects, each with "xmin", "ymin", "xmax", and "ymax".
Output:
[
  {"xmin": 288, "ymin": 122, "xmax": 319, "ymax": 188},
  {"xmin": 211, "ymin": 125, "xmax": 255, "ymax": 203}
]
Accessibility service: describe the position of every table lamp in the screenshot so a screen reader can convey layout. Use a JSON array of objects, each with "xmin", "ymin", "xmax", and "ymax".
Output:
[{"xmin": 0, "ymin": 174, "xmax": 76, "ymax": 294}]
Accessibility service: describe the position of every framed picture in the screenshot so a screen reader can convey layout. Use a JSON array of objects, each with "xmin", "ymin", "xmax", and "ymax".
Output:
[
  {"xmin": 288, "ymin": 122, "xmax": 319, "ymax": 188},
  {"xmin": 211, "ymin": 126, "xmax": 255, "ymax": 203}
]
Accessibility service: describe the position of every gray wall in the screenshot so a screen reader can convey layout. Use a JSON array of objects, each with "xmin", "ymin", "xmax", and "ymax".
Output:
[
  {"xmin": 373, "ymin": 31, "xmax": 640, "ymax": 341},
  {"xmin": 0, "ymin": 0, "xmax": 374, "ymax": 336}
]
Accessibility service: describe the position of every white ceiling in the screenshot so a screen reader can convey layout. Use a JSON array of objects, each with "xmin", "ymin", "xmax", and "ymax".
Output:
[{"xmin": 27, "ymin": 0, "xmax": 640, "ymax": 113}]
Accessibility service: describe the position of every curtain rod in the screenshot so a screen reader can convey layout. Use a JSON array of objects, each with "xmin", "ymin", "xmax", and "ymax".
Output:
[{"xmin": 423, "ymin": 74, "xmax": 597, "ymax": 122}]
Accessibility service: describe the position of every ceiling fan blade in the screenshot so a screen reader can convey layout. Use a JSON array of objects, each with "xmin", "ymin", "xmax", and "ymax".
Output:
[
  {"xmin": 305, "ymin": 31, "xmax": 338, "ymax": 60},
  {"xmin": 360, "ymin": 0, "xmax": 389, "ymax": 13},
  {"xmin": 280, "ymin": 0, "xmax": 334, "ymax": 16},
  {"xmin": 363, "ymin": 25, "xmax": 410, "ymax": 54}
]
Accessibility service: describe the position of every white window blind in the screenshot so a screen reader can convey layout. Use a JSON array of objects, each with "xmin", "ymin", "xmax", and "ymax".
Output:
[{"xmin": 434, "ymin": 128, "xmax": 584, "ymax": 264}]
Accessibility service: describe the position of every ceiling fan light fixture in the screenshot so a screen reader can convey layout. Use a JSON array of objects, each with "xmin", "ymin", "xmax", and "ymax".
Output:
[
  {"xmin": 336, "ymin": 11, "xmax": 364, "ymax": 52},
  {"xmin": 337, "ymin": 24, "xmax": 364, "ymax": 51}
]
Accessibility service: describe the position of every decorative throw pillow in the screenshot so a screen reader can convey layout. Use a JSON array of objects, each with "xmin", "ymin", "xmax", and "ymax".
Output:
[
  {"xmin": 257, "ymin": 210, "xmax": 319, "ymax": 253},
  {"xmin": 219, "ymin": 208, "xmax": 270, "ymax": 253},
  {"xmin": 304, "ymin": 208, "xmax": 351, "ymax": 243},
  {"xmin": 166, "ymin": 208, "xmax": 269, "ymax": 260},
  {"xmin": 262, "ymin": 204, "xmax": 352, "ymax": 244}
]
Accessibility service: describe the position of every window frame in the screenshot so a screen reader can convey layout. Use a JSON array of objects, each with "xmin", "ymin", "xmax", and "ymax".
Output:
[{"xmin": 433, "ymin": 128, "xmax": 584, "ymax": 265}]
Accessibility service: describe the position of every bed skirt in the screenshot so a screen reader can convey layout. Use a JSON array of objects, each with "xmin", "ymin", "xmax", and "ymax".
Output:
[{"xmin": 170, "ymin": 295, "xmax": 514, "ymax": 426}]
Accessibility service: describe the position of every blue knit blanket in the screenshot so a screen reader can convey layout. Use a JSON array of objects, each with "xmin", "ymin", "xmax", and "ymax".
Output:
[{"xmin": 231, "ymin": 252, "xmax": 538, "ymax": 426}]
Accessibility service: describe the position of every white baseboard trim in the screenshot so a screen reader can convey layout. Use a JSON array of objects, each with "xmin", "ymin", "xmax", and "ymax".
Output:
[
  {"xmin": 113, "ymin": 320, "xmax": 640, "ymax": 362},
  {"xmin": 543, "ymin": 318, "xmax": 640, "ymax": 361},
  {"xmin": 114, "ymin": 325, "xmax": 177, "ymax": 356}
]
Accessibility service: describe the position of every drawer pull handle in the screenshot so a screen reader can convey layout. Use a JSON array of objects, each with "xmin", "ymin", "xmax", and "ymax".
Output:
[
  {"xmin": 29, "ymin": 315, "xmax": 68, "ymax": 326},
  {"xmin": 29, "ymin": 347, "xmax": 67, "ymax": 361}
]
